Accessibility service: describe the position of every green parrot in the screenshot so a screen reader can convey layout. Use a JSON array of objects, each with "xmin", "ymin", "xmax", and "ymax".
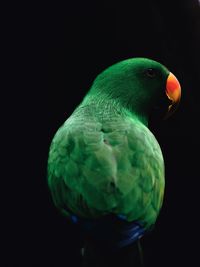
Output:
[{"xmin": 47, "ymin": 58, "xmax": 181, "ymax": 249}]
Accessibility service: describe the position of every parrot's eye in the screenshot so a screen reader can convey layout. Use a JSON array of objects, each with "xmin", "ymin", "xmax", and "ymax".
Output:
[{"xmin": 145, "ymin": 68, "xmax": 156, "ymax": 78}]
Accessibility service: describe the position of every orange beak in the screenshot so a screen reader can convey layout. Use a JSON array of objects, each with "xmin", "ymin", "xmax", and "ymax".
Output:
[{"xmin": 165, "ymin": 72, "xmax": 181, "ymax": 119}]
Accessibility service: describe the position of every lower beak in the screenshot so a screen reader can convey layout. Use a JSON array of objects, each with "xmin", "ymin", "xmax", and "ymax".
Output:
[{"xmin": 164, "ymin": 72, "xmax": 181, "ymax": 119}]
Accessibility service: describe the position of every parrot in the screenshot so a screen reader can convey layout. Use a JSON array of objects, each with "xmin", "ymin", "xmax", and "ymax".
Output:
[{"xmin": 47, "ymin": 58, "xmax": 181, "ymax": 264}]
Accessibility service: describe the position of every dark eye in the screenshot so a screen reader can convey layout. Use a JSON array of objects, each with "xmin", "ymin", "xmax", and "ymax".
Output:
[{"xmin": 146, "ymin": 68, "xmax": 156, "ymax": 78}]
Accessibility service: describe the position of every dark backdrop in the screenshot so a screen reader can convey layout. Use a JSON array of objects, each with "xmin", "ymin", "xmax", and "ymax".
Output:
[{"xmin": 5, "ymin": 0, "xmax": 200, "ymax": 266}]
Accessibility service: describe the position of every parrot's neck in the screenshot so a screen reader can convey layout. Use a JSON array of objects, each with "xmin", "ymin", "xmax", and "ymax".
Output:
[{"xmin": 81, "ymin": 93, "xmax": 149, "ymax": 127}]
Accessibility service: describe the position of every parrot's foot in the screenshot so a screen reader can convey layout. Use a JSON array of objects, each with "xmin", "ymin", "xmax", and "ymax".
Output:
[{"xmin": 137, "ymin": 239, "xmax": 145, "ymax": 267}]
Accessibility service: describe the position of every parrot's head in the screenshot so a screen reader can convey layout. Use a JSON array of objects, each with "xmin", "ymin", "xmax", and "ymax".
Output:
[{"xmin": 89, "ymin": 58, "xmax": 181, "ymax": 123}]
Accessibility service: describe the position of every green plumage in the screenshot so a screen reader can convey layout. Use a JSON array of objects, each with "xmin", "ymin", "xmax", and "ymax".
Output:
[{"xmin": 48, "ymin": 58, "xmax": 169, "ymax": 230}]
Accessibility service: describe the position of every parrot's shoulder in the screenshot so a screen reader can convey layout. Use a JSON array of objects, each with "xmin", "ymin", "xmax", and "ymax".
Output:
[
  {"xmin": 126, "ymin": 116, "xmax": 163, "ymax": 156},
  {"xmin": 99, "ymin": 114, "xmax": 163, "ymax": 156},
  {"xmin": 47, "ymin": 115, "xmax": 103, "ymax": 189}
]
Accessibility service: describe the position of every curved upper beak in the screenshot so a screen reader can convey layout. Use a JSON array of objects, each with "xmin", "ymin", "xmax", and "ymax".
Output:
[{"xmin": 164, "ymin": 72, "xmax": 181, "ymax": 119}]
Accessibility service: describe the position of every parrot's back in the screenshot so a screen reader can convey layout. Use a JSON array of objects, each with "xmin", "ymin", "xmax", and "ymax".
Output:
[{"xmin": 48, "ymin": 104, "xmax": 165, "ymax": 231}]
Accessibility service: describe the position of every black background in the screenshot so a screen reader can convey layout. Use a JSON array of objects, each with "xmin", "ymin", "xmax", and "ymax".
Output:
[{"xmin": 5, "ymin": 0, "xmax": 200, "ymax": 266}]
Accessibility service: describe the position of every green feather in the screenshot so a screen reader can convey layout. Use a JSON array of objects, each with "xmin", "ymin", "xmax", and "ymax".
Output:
[{"xmin": 48, "ymin": 58, "xmax": 170, "ymax": 229}]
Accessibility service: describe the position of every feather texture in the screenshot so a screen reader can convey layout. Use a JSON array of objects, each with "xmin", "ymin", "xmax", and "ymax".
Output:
[{"xmin": 48, "ymin": 104, "xmax": 164, "ymax": 229}]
